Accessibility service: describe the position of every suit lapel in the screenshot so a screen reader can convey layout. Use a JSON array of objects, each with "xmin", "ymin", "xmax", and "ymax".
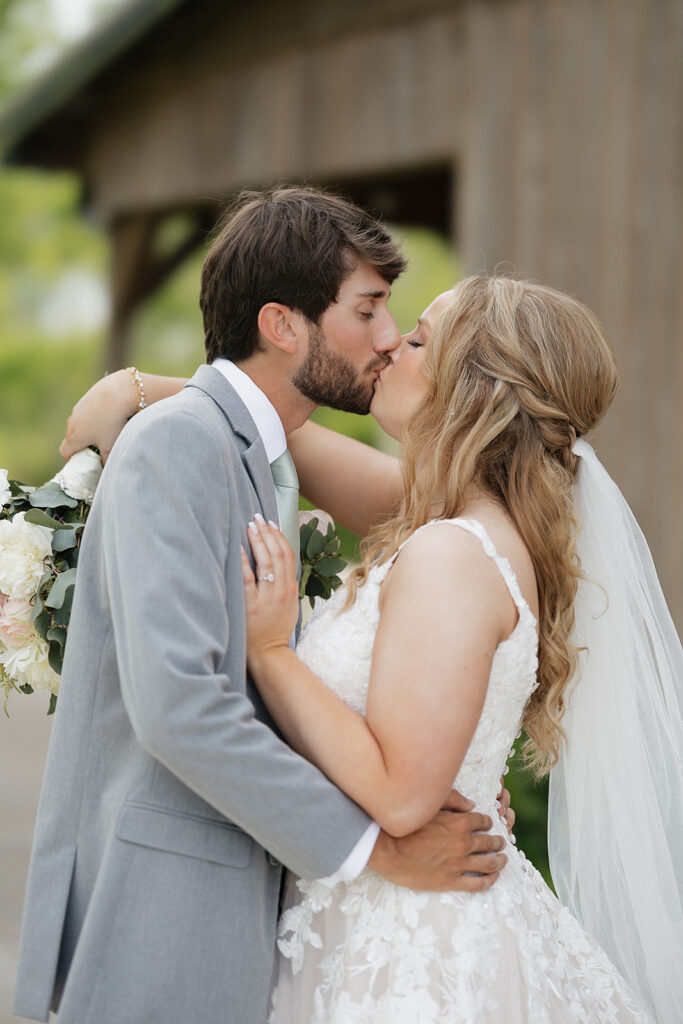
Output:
[
  {"xmin": 184, "ymin": 365, "xmax": 279, "ymax": 525},
  {"xmin": 186, "ymin": 367, "xmax": 301, "ymax": 670},
  {"xmin": 241, "ymin": 445, "xmax": 279, "ymax": 525}
]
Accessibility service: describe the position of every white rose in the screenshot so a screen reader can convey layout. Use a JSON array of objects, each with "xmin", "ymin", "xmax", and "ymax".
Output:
[
  {"xmin": 298, "ymin": 509, "xmax": 335, "ymax": 535},
  {"xmin": 51, "ymin": 448, "xmax": 102, "ymax": 503},
  {"xmin": 0, "ymin": 639, "xmax": 60, "ymax": 695},
  {"xmin": 0, "ymin": 512, "xmax": 54, "ymax": 600},
  {"xmin": 0, "ymin": 469, "xmax": 10, "ymax": 507}
]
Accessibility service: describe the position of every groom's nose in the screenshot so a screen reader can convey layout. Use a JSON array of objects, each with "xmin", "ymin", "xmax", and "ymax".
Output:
[{"xmin": 372, "ymin": 314, "xmax": 401, "ymax": 355}]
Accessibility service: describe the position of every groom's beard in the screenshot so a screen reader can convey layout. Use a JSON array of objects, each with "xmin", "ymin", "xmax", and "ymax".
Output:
[{"xmin": 293, "ymin": 324, "xmax": 384, "ymax": 415}]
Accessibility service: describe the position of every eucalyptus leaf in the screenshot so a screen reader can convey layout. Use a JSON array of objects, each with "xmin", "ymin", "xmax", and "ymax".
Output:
[
  {"xmin": 33, "ymin": 608, "xmax": 51, "ymax": 641},
  {"xmin": 60, "ymin": 517, "xmax": 85, "ymax": 532},
  {"xmin": 52, "ymin": 527, "xmax": 78, "ymax": 552},
  {"xmin": 29, "ymin": 484, "xmax": 78, "ymax": 509},
  {"xmin": 24, "ymin": 508, "xmax": 72, "ymax": 531},
  {"xmin": 305, "ymin": 530, "xmax": 325, "ymax": 559},
  {"xmin": 35, "ymin": 568, "xmax": 57, "ymax": 605},
  {"xmin": 10, "ymin": 480, "xmax": 32, "ymax": 496},
  {"xmin": 8, "ymin": 496, "xmax": 31, "ymax": 515},
  {"xmin": 48, "ymin": 643, "xmax": 63, "ymax": 675},
  {"xmin": 48, "ymin": 694, "xmax": 58, "ymax": 715},
  {"xmin": 315, "ymin": 556, "xmax": 346, "ymax": 576},
  {"xmin": 306, "ymin": 575, "xmax": 327, "ymax": 599},
  {"xmin": 45, "ymin": 568, "xmax": 78, "ymax": 610},
  {"xmin": 52, "ymin": 595, "xmax": 73, "ymax": 626},
  {"xmin": 298, "ymin": 522, "xmax": 315, "ymax": 549},
  {"xmin": 47, "ymin": 626, "xmax": 67, "ymax": 650},
  {"xmin": 19, "ymin": 683, "xmax": 34, "ymax": 695}
]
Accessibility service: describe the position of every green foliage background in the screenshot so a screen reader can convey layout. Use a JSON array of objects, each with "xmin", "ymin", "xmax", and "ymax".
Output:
[{"xmin": 0, "ymin": 0, "xmax": 551, "ymax": 884}]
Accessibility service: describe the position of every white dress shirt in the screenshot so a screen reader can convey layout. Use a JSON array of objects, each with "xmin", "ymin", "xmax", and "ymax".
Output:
[{"xmin": 211, "ymin": 359, "xmax": 380, "ymax": 884}]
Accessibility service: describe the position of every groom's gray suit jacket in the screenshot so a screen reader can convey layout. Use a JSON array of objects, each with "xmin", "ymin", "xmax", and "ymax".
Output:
[{"xmin": 13, "ymin": 366, "xmax": 371, "ymax": 1024}]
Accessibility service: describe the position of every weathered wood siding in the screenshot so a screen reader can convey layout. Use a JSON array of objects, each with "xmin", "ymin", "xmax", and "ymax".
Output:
[
  {"xmin": 460, "ymin": 0, "xmax": 682, "ymax": 630},
  {"xmin": 84, "ymin": 0, "xmax": 467, "ymax": 213}
]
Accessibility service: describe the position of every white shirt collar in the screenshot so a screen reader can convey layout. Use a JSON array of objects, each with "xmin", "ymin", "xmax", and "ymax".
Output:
[{"xmin": 211, "ymin": 358, "xmax": 286, "ymax": 464}]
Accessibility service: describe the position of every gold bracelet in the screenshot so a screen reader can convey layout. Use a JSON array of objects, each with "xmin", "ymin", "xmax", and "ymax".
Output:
[{"xmin": 126, "ymin": 366, "xmax": 147, "ymax": 412}]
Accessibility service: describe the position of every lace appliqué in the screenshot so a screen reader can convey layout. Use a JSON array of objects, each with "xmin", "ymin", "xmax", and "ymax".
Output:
[{"xmin": 270, "ymin": 519, "xmax": 654, "ymax": 1023}]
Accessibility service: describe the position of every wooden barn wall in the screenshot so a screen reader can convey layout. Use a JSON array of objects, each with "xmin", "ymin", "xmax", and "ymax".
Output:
[
  {"xmin": 78, "ymin": 0, "xmax": 681, "ymax": 625},
  {"xmin": 460, "ymin": 0, "xmax": 682, "ymax": 629},
  {"xmin": 84, "ymin": 0, "xmax": 467, "ymax": 213}
]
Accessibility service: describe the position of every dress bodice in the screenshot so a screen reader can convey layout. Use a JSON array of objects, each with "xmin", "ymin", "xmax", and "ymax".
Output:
[
  {"xmin": 296, "ymin": 518, "xmax": 539, "ymax": 810},
  {"xmin": 271, "ymin": 519, "xmax": 653, "ymax": 1024}
]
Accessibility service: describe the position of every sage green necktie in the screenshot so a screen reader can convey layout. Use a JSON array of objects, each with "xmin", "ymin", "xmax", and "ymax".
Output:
[{"xmin": 270, "ymin": 449, "xmax": 300, "ymax": 565}]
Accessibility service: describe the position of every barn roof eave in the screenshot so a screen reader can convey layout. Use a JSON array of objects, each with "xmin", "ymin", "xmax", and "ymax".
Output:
[{"xmin": 0, "ymin": 0, "xmax": 187, "ymax": 165}]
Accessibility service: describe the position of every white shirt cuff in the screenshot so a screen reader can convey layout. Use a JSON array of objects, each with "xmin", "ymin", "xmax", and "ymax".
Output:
[{"xmin": 316, "ymin": 822, "xmax": 381, "ymax": 887}]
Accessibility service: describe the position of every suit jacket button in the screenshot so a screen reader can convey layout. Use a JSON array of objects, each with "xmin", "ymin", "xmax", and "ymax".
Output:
[{"xmin": 267, "ymin": 853, "xmax": 280, "ymax": 867}]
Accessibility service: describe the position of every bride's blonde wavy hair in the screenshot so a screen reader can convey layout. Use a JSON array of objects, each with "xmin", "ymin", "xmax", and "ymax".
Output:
[{"xmin": 346, "ymin": 276, "xmax": 619, "ymax": 774}]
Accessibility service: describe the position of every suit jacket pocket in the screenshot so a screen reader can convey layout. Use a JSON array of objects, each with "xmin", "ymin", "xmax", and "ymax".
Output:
[{"xmin": 116, "ymin": 802, "xmax": 253, "ymax": 867}]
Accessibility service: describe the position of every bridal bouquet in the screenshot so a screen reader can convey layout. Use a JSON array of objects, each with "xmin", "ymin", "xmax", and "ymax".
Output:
[
  {"xmin": 1, "ymin": 446, "xmax": 345, "ymax": 712},
  {"xmin": 0, "ymin": 449, "xmax": 102, "ymax": 714}
]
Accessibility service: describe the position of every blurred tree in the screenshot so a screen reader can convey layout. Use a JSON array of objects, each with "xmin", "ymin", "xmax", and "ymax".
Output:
[
  {"xmin": 0, "ymin": 0, "xmax": 111, "ymax": 481},
  {"xmin": 0, "ymin": 0, "xmax": 52, "ymax": 98},
  {"xmin": 0, "ymin": 0, "xmax": 126, "ymax": 98}
]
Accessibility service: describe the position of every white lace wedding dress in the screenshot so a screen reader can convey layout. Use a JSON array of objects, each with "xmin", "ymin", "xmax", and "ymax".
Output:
[{"xmin": 268, "ymin": 519, "xmax": 653, "ymax": 1024}]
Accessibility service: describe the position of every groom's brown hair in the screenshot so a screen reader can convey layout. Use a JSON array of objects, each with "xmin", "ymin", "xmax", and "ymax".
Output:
[{"xmin": 200, "ymin": 185, "xmax": 406, "ymax": 363}]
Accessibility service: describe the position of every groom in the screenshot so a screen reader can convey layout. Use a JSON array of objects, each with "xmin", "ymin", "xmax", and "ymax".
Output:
[{"xmin": 14, "ymin": 187, "xmax": 507, "ymax": 1024}]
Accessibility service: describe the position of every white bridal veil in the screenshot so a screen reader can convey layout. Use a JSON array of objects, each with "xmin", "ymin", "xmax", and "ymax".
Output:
[{"xmin": 549, "ymin": 439, "xmax": 683, "ymax": 1023}]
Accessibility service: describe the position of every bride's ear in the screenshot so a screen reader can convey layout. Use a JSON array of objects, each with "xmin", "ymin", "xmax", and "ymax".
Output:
[{"xmin": 257, "ymin": 303, "xmax": 303, "ymax": 356}]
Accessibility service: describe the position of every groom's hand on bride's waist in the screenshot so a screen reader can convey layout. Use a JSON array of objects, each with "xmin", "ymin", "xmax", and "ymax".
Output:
[{"xmin": 367, "ymin": 789, "xmax": 507, "ymax": 892}]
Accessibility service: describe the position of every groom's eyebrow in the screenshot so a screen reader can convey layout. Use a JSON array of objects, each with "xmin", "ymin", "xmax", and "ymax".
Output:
[{"xmin": 356, "ymin": 289, "xmax": 390, "ymax": 299}]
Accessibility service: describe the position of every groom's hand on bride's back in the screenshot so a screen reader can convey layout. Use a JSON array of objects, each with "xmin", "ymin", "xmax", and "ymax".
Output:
[{"xmin": 367, "ymin": 788, "xmax": 507, "ymax": 892}]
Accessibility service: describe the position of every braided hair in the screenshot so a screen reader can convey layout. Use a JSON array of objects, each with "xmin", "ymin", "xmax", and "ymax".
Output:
[{"xmin": 346, "ymin": 276, "xmax": 619, "ymax": 773}]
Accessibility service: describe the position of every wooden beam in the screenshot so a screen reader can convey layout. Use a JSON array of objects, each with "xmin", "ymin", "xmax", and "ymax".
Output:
[
  {"xmin": 107, "ymin": 212, "xmax": 155, "ymax": 372},
  {"xmin": 106, "ymin": 206, "xmax": 215, "ymax": 371}
]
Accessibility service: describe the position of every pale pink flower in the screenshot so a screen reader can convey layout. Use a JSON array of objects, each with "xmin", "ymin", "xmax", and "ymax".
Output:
[
  {"xmin": 298, "ymin": 509, "xmax": 335, "ymax": 535},
  {"xmin": 0, "ymin": 597, "xmax": 37, "ymax": 648}
]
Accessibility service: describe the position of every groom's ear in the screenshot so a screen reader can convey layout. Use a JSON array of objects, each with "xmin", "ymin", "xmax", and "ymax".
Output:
[{"xmin": 257, "ymin": 303, "xmax": 303, "ymax": 356}]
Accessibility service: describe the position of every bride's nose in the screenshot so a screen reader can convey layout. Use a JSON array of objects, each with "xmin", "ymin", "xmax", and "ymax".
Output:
[{"xmin": 390, "ymin": 333, "xmax": 413, "ymax": 361}]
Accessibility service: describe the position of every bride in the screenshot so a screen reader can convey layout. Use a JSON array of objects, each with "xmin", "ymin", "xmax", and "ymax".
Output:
[{"xmin": 61, "ymin": 277, "xmax": 680, "ymax": 1022}]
